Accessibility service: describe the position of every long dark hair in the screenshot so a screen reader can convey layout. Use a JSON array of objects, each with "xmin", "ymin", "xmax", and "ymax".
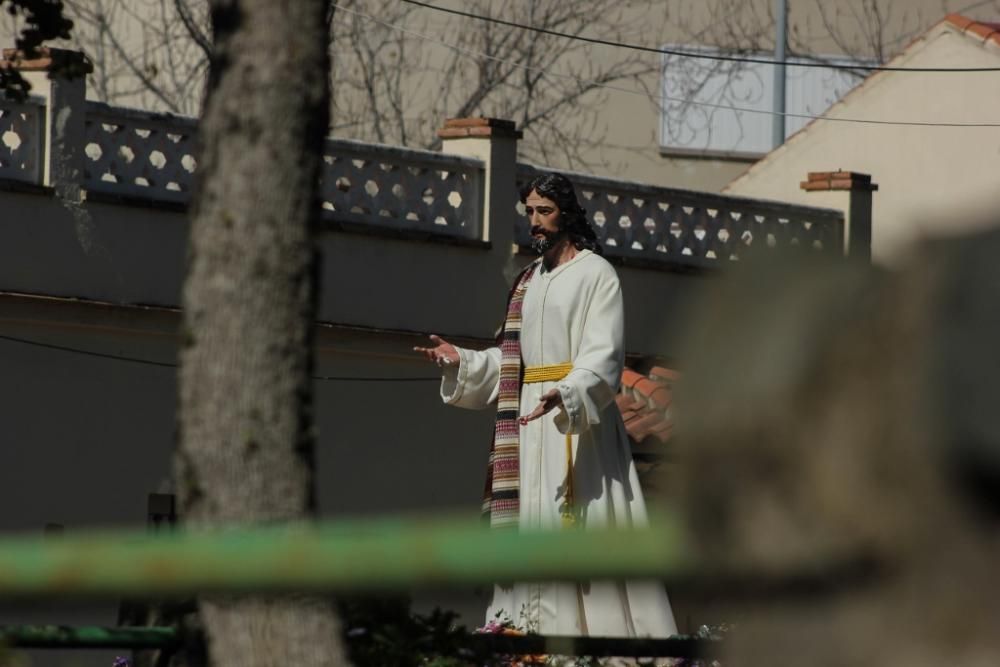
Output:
[{"xmin": 519, "ymin": 172, "xmax": 602, "ymax": 255}]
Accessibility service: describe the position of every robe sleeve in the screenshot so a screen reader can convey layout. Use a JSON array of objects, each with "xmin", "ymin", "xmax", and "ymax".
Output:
[
  {"xmin": 440, "ymin": 345, "xmax": 503, "ymax": 410},
  {"xmin": 553, "ymin": 265, "xmax": 624, "ymax": 435}
]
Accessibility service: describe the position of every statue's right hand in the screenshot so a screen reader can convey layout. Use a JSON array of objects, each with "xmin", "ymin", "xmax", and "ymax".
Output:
[{"xmin": 413, "ymin": 335, "xmax": 459, "ymax": 367}]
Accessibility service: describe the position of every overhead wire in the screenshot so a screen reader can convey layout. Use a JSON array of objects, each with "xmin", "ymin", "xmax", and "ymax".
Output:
[
  {"xmin": 399, "ymin": 0, "xmax": 1000, "ymax": 73},
  {"xmin": 333, "ymin": 3, "xmax": 1000, "ymax": 128},
  {"xmin": 0, "ymin": 333, "xmax": 439, "ymax": 381}
]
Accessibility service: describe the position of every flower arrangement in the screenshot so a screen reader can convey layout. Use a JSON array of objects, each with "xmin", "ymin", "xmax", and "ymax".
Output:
[
  {"xmin": 674, "ymin": 623, "xmax": 730, "ymax": 667},
  {"xmin": 474, "ymin": 610, "xmax": 546, "ymax": 665},
  {"xmin": 476, "ymin": 613, "xmax": 525, "ymax": 637}
]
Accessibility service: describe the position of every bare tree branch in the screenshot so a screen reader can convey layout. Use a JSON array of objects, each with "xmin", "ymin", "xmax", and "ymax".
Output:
[
  {"xmin": 173, "ymin": 0, "xmax": 211, "ymax": 60},
  {"xmin": 42, "ymin": 0, "xmax": 1000, "ymax": 172}
]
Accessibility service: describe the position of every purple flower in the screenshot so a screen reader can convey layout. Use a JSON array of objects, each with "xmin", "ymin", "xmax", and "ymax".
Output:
[{"xmin": 112, "ymin": 657, "xmax": 131, "ymax": 667}]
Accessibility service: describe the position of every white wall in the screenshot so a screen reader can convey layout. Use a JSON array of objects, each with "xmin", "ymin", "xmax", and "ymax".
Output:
[{"xmin": 724, "ymin": 26, "xmax": 1000, "ymax": 265}]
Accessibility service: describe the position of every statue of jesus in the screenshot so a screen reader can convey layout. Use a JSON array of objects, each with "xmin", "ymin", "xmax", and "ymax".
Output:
[{"xmin": 415, "ymin": 172, "xmax": 677, "ymax": 638}]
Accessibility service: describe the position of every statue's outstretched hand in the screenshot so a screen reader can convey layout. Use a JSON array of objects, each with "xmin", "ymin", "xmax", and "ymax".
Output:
[
  {"xmin": 519, "ymin": 388, "xmax": 563, "ymax": 425},
  {"xmin": 413, "ymin": 335, "xmax": 459, "ymax": 367}
]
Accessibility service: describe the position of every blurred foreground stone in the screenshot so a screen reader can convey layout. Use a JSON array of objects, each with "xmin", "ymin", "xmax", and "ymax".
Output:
[{"xmin": 668, "ymin": 227, "xmax": 1000, "ymax": 666}]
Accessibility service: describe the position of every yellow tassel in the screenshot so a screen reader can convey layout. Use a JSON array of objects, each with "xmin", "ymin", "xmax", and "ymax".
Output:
[
  {"xmin": 522, "ymin": 363, "xmax": 577, "ymax": 529},
  {"xmin": 561, "ymin": 432, "xmax": 576, "ymax": 529}
]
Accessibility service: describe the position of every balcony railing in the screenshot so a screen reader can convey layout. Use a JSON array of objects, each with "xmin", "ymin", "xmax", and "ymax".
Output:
[
  {"xmin": 517, "ymin": 164, "xmax": 844, "ymax": 268},
  {"xmin": 319, "ymin": 138, "xmax": 484, "ymax": 240},
  {"xmin": 83, "ymin": 101, "xmax": 199, "ymax": 203},
  {"xmin": 0, "ymin": 99, "xmax": 43, "ymax": 184},
  {"xmin": 79, "ymin": 102, "xmax": 485, "ymax": 240},
  {"xmin": 0, "ymin": 95, "xmax": 851, "ymax": 265}
]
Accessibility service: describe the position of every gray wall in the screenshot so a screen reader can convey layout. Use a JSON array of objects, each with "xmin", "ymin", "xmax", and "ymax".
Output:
[{"xmin": 0, "ymin": 183, "xmax": 708, "ymax": 664}]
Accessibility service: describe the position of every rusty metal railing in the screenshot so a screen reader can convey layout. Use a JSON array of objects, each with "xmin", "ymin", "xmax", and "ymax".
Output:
[{"xmin": 0, "ymin": 514, "xmax": 691, "ymax": 597}]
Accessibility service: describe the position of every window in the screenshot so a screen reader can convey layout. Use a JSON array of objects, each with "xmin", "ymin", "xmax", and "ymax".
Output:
[{"xmin": 660, "ymin": 46, "xmax": 869, "ymax": 157}]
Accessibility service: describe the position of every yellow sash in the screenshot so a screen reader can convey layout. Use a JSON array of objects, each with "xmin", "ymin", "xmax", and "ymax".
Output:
[
  {"xmin": 523, "ymin": 362, "xmax": 576, "ymax": 528},
  {"xmin": 523, "ymin": 362, "xmax": 573, "ymax": 384}
]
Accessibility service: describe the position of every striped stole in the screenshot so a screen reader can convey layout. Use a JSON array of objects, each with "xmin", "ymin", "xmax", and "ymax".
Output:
[{"xmin": 482, "ymin": 261, "xmax": 538, "ymax": 528}]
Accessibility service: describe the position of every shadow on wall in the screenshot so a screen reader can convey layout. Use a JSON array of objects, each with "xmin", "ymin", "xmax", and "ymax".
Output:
[{"xmin": 664, "ymin": 221, "xmax": 1000, "ymax": 665}]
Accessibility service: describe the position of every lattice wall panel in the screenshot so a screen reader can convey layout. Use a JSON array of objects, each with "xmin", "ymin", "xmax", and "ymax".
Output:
[
  {"xmin": 0, "ymin": 102, "xmax": 43, "ymax": 183},
  {"xmin": 517, "ymin": 167, "xmax": 843, "ymax": 267},
  {"xmin": 319, "ymin": 141, "xmax": 483, "ymax": 240},
  {"xmin": 79, "ymin": 107, "xmax": 486, "ymax": 240},
  {"xmin": 83, "ymin": 105, "xmax": 197, "ymax": 202}
]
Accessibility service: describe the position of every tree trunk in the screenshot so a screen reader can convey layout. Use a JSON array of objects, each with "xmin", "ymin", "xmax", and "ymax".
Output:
[{"xmin": 176, "ymin": 0, "xmax": 349, "ymax": 665}]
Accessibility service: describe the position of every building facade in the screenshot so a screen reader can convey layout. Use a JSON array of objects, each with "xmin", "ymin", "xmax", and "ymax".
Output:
[{"xmin": 724, "ymin": 15, "xmax": 1000, "ymax": 265}]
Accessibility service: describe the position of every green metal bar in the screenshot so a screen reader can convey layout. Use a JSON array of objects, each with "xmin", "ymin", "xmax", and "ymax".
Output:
[
  {"xmin": 0, "ymin": 514, "xmax": 691, "ymax": 597},
  {"xmin": 0, "ymin": 625, "xmax": 179, "ymax": 649}
]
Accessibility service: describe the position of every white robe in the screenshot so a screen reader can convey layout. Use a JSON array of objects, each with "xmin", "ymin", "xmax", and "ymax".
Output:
[{"xmin": 441, "ymin": 249, "xmax": 677, "ymax": 638}]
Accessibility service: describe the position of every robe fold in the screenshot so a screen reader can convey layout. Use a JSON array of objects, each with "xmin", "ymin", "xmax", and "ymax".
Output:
[{"xmin": 440, "ymin": 249, "xmax": 677, "ymax": 638}]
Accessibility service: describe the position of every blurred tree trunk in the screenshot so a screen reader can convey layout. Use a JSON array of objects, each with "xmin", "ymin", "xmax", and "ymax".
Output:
[{"xmin": 176, "ymin": 0, "xmax": 349, "ymax": 665}]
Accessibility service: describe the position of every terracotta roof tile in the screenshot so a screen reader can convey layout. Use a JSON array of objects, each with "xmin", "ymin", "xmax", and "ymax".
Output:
[
  {"xmin": 615, "ymin": 393, "xmax": 646, "ymax": 414},
  {"xmin": 615, "ymin": 366, "xmax": 677, "ymax": 448},
  {"xmin": 649, "ymin": 366, "xmax": 679, "ymax": 383},
  {"xmin": 623, "ymin": 409, "xmax": 653, "ymax": 427},
  {"xmin": 628, "ymin": 424, "xmax": 658, "ymax": 445},
  {"xmin": 619, "ymin": 366, "xmax": 677, "ymax": 499},
  {"xmin": 945, "ymin": 14, "xmax": 1000, "ymax": 45},
  {"xmin": 648, "ymin": 386, "xmax": 671, "ymax": 410},
  {"xmin": 633, "ymin": 378, "xmax": 661, "ymax": 403},
  {"xmin": 615, "ymin": 394, "xmax": 642, "ymax": 423},
  {"xmin": 946, "ymin": 13, "xmax": 976, "ymax": 30},
  {"xmin": 621, "ymin": 369, "xmax": 644, "ymax": 389}
]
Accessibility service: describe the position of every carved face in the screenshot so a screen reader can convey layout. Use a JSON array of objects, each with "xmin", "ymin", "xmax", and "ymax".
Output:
[{"xmin": 525, "ymin": 189, "xmax": 563, "ymax": 253}]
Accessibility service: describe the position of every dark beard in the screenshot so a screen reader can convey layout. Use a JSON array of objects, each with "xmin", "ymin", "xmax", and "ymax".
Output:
[{"xmin": 530, "ymin": 226, "xmax": 564, "ymax": 254}]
